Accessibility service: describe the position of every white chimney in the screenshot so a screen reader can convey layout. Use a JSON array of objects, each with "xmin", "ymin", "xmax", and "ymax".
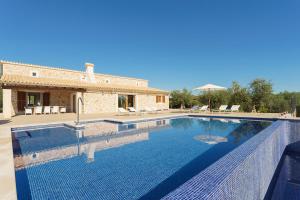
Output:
[{"xmin": 85, "ymin": 63, "xmax": 96, "ymax": 83}]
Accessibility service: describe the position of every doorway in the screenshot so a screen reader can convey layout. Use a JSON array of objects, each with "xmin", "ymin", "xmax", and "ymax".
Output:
[{"xmin": 118, "ymin": 95, "xmax": 135, "ymax": 109}]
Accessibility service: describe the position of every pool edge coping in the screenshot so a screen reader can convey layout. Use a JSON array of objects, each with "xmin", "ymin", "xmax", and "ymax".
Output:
[{"xmin": 0, "ymin": 126, "xmax": 17, "ymax": 200}]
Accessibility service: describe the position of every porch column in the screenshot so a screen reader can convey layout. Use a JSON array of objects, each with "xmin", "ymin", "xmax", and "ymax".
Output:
[
  {"xmin": 76, "ymin": 92, "xmax": 83, "ymax": 114},
  {"xmin": 3, "ymin": 89, "xmax": 12, "ymax": 119},
  {"xmin": 135, "ymin": 95, "xmax": 139, "ymax": 111}
]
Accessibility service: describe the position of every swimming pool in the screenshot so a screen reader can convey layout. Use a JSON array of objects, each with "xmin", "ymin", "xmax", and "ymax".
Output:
[{"xmin": 12, "ymin": 117, "xmax": 271, "ymax": 200}]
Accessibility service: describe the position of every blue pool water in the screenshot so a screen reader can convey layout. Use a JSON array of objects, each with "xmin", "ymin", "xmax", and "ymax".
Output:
[{"xmin": 12, "ymin": 117, "xmax": 271, "ymax": 200}]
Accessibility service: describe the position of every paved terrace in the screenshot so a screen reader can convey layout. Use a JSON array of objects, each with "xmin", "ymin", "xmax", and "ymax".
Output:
[{"xmin": 0, "ymin": 110, "xmax": 288, "ymax": 127}]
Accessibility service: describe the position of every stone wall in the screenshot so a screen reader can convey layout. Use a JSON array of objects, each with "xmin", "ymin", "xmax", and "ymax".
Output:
[
  {"xmin": 49, "ymin": 91, "xmax": 72, "ymax": 110},
  {"xmin": 83, "ymin": 92, "xmax": 118, "ymax": 113},
  {"xmin": 137, "ymin": 94, "xmax": 169, "ymax": 111},
  {"xmin": 2, "ymin": 62, "xmax": 148, "ymax": 87},
  {"xmin": 94, "ymin": 74, "xmax": 148, "ymax": 87},
  {"xmin": 83, "ymin": 92, "xmax": 169, "ymax": 114},
  {"xmin": 3, "ymin": 63, "xmax": 82, "ymax": 81}
]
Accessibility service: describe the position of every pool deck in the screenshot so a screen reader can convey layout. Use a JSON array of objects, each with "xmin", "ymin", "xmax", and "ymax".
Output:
[
  {"xmin": 0, "ymin": 110, "xmax": 297, "ymax": 200},
  {"xmin": 0, "ymin": 110, "xmax": 288, "ymax": 127}
]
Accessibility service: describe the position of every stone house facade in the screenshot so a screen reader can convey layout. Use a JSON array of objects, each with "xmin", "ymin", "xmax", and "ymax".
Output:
[{"xmin": 0, "ymin": 61, "xmax": 169, "ymax": 119}]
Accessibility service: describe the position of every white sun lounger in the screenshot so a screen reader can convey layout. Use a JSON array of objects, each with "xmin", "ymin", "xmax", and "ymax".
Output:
[
  {"xmin": 118, "ymin": 108, "xmax": 131, "ymax": 116},
  {"xmin": 213, "ymin": 105, "xmax": 228, "ymax": 112},
  {"xmin": 144, "ymin": 107, "xmax": 155, "ymax": 114},
  {"xmin": 226, "ymin": 105, "xmax": 240, "ymax": 112},
  {"xmin": 128, "ymin": 107, "xmax": 137, "ymax": 112},
  {"xmin": 199, "ymin": 105, "xmax": 209, "ymax": 112}
]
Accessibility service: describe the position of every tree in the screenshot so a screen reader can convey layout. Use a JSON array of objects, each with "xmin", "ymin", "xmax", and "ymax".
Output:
[
  {"xmin": 228, "ymin": 81, "xmax": 252, "ymax": 112},
  {"xmin": 249, "ymin": 79, "xmax": 273, "ymax": 112},
  {"xmin": 170, "ymin": 89, "xmax": 195, "ymax": 109},
  {"xmin": 198, "ymin": 90, "xmax": 230, "ymax": 109}
]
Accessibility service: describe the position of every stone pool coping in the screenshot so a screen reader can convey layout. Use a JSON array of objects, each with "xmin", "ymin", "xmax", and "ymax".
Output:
[
  {"xmin": 0, "ymin": 113, "xmax": 295, "ymax": 200},
  {"xmin": 0, "ymin": 126, "xmax": 17, "ymax": 200}
]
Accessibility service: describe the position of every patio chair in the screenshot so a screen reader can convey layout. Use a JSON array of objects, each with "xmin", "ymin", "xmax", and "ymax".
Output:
[
  {"xmin": 212, "ymin": 105, "xmax": 228, "ymax": 112},
  {"xmin": 60, "ymin": 107, "xmax": 67, "ymax": 113},
  {"xmin": 51, "ymin": 106, "xmax": 59, "ymax": 114},
  {"xmin": 199, "ymin": 105, "xmax": 209, "ymax": 112},
  {"xmin": 44, "ymin": 106, "xmax": 51, "ymax": 114},
  {"xmin": 24, "ymin": 107, "xmax": 33, "ymax": 115},
  {"xmin": 35, "ymin": 106, "xmax": 43, "ymax": 115},
  {"xmin": 226, "ymin": 105, "xmax": 240, "ymax": 112}
]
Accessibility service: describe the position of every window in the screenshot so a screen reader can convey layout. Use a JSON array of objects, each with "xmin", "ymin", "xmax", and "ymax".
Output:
[
  {"xmin": 156, "ymin": 96, "xmax": 162, "ymax": 103},
  {"xmin": 162, "ymin": 96, "xmax": 166, "ymax": 103},
  {"xmin": 105, "ymin": 79, "xmax": 110, "ymax": 84},
  {"xmin": 156, "ymin": 95, "xmax": 166, "ymax": 103},
  {"xmin": 31, "ymin": 71, "xmax": 38, "ymax": 77}
]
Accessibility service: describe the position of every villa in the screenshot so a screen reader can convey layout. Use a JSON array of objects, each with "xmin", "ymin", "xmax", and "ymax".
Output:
[{"xmin": 0, "ymin": 60, "xmax": 169, "ymax": 119}]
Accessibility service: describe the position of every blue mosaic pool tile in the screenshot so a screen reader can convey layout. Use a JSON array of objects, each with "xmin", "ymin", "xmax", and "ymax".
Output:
[{"xmin": 163, "ymin": 120, "xmax": 292, "ymax": 200}]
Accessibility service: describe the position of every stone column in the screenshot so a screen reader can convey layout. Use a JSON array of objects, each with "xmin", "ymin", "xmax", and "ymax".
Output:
[
  {"xmin": 135, "ymin": 95, "xmax": 139, "ymax": 111},
  {"xmin": 3, "ymin": 89, "xmax": 12, "ymax": 119}
]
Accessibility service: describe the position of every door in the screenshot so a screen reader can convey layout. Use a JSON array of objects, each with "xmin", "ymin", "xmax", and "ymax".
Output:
[
  {"xmin": 43, "ymin": 93, "xmax": 50, "ymax": 106},
  {"xmin": 17, "ymin": 91, "xmax": 26, "ymax": 112},
  {"xmin": 127, "ymin": 95, "xmax": 135, "ymax": 108}
]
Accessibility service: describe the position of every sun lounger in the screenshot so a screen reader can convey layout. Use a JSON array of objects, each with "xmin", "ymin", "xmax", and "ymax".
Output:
[
  {"xmin": 144, "ymin": 107, "xmax": 155, "ymax": 114},
  {"xmin": 212, "ymin": 105, "xmax": 228, "ymax": 112},
  {"xmin": 128, "ymin": 107, "xmax": 137, "ymax": 112},
  {"xmin": 151, "ymin": 107, "xmax": 160, "ymax": 113},
  {"xmin": 117, "ymin": 108, "xmax": 131, "ymax": 116},
  {"xmin": 226, "ymin": 105, "xmax": 240, "ymax": 112},
  {"xmin": 190, "ymin": 105, "xmax": 199, "ymax": 112},
  {"xmin": 199, "ymin": 105, "xmax": 209, "ymax": 112}
]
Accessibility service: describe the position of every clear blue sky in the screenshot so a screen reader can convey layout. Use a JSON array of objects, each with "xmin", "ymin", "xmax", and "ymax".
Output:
[{"xmin": 1, "ymin": 0, "xmax": 299, "ymax": 92}]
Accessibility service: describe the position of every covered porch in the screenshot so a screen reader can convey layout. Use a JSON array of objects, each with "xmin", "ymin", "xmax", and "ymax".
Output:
[
  {"xmin": 3, "ymin": 87, "xmax": 84, "ymax": 118},
  {"xmin": 0, "ymin": 74, "xmax": 88, "ymax": 119}
]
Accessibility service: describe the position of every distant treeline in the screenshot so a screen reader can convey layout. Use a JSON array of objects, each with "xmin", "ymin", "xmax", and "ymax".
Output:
[{"xmin": 170, "ymin": 79, "xmax": 300, "ymax": 114}]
